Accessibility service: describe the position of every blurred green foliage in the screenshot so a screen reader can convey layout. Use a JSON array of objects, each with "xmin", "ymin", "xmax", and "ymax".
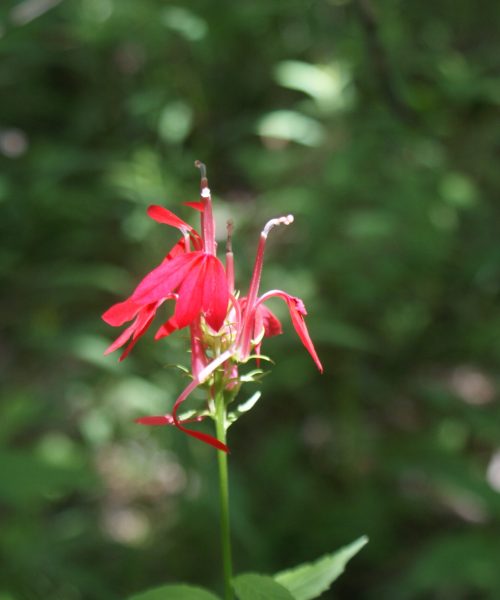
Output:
[{"xmin": 1, "ymin": 0, "xmax": 500, "ymax": 598}]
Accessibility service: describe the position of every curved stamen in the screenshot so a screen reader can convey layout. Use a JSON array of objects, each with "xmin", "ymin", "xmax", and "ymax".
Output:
[
  {"xmin": 262, "ymin": 214, "xmax": 294, "ymax": 238},
  {"xmin": 236, "ymin": 214, "xmax": 295, "ymax": 361}
]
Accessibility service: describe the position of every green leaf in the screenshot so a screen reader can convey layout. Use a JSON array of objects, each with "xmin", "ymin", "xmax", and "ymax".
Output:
[
  {"xmin": 233, "ymin": 574, "xmax": 295, "ymax": 600},
  {"xmin": 273, "ymin": 536, "xmax": 368, "ymax": 600},
  {"xmin": 129, "ymin": 584, "xmax": 221, "ymax": 600}
]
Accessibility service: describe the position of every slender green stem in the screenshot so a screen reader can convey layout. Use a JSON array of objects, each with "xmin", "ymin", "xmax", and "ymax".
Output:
[{"xmin": 215, "ymin": 391, "xmax": 233, "ymax": 600}]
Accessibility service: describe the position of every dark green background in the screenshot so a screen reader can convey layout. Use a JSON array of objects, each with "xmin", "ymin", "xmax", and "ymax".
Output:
[{"xmin": 1, "ymin": 0, "xmax": 500, "ymax": 598}]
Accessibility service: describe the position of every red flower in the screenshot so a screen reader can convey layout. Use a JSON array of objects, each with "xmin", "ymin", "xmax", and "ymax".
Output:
[{"xmin": 103, "ymin": 163, "xmax": 322, "ymax": 452}]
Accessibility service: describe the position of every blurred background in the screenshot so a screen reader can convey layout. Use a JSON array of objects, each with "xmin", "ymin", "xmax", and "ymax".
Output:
[{"xmin": 1, "ymin": 0, "xmax": 500, "ymax": 598}]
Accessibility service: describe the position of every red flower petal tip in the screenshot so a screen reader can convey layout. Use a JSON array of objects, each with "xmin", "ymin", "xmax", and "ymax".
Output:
[{"xmin": 135, "ymin": 415, "xmax": 174, "ymax": 425}]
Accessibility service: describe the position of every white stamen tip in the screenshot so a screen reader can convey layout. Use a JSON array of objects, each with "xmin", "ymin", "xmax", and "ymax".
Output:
[
  {"xmin": 201, "ymin": 187, "xmax": 210, "ymax": 198},
  {"xmin": 262, "ymin": 214, "xmax": 294, "ymax": 237}
]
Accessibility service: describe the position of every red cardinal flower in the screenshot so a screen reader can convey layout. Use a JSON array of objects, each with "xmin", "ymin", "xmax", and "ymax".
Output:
[{"xmin": 103, "ymin": 161, "xmax": 322, "ymax": 452}]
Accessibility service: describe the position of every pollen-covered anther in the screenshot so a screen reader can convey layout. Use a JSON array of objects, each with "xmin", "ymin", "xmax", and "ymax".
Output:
[{"xmin": 262, "ymin": 214, "xmax": 294, "ymax": 238}]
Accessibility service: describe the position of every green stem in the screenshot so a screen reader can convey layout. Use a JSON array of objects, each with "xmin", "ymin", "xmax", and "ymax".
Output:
[{"xmin": 215, "ymin": 391, "xmax": 233, "ymax": 600}]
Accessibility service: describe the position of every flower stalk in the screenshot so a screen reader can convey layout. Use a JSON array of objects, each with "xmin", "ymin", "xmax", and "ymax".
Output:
[{"xmin": 215, "ymin": 388, "xmax": 233, "ymax": 600}]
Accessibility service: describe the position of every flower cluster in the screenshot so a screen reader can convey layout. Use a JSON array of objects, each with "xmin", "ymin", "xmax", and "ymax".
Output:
[{"xmin": 103, "ymin": 162, "xmax": 322, "ymax": 451}]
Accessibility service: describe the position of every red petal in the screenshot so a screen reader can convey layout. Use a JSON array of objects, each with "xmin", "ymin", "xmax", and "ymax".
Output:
[
  {"xmin": 136, "ymin": 413, "xmax": 206, "ymax": 426},
  {"xmin": 260, "ymin": 305, "xmax": 282, "ymax": 337},
  {"xmin": 102, "ymin": 298, "xmax": 141, "ymax": 326},
  {"xmin": 104, "ymin": 321, "xmax": 137, "ymax": 355},
  {"xmin": 132, "ymin": 252, "xmax": 203, "ymax": 304},
  {"xmin": 155, "ymin": 316, "xmax": 179, "ymax": 340},
  {"xmin": 147, "ymin": 205, "xmax": 193, "ymax": 231},
  {"xmin": 104, "ymin": 302, "xmax": 160, "ymax": 359},
  {"xmin": 184, "ymin": 201, "xmax": 205, "ymax": 212},
  {"xmin": 258, "ymin": 291, "xmax": 323, "ymax": 372},
  {"xmin": 165, "ymin": 238, "xmax": 187, "ymax": 260},
  {"xmin": 174, "ymin": 259, "xmax": 206, "ymax": 329},
  {"xmin": 136, "ymin": 415, "xmax": 174, "ymax": 425},
  {"xmin": 118, "ymin": 305, "xmax": 158, "ymax": 360},
  {"xmin": 285, "ymin": 297, "xmax": 323, "ymax": 373},
  {"xmin": 131, "ymin": 303, "xmax": 158, "ymax": 337},
  {"xmin": 174, "ymin": 424, "xmax": 228, "ymax": 452},
  {"xmin": 202, "ymin": 255, "xmax": 229, "ymax": 331},
  {"xmin": 136, "ymin": 416, "xmax": 227, "ymax": 450}
]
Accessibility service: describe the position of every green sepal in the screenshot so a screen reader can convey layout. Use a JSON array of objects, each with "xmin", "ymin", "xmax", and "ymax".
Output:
[
  {"xmin": 244, "ymin": 353, "xmax": 275, "ymax": 365},
  {"xmin": 273, "ymin": 536, "xmax": 368, "ymax": 600},
  {"xmin": 227, "ymin": 391, "xmax": 262, "ymax": 428},
  {"xmin": 165, "ymin": 363, "xmax": 191, "ymax": 376},
  {"xmin": 128, "ymin": 583, "xmax": 221, "ymax": 600},
  {"xmin": 232, "ymin": 573, "xmax": 295, "ymax": 600},
  {"xmin": 176, "ymin": 408, "xmax": 211, "ymax": 422},
  {"xmin": 240, "ymin": 369, "xmax": 269, "ymax": 384}
]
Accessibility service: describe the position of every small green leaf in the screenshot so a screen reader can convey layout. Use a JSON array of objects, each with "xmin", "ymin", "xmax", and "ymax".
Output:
[
  {"xmin": 129, "ymin": 584, "xmax": 221, "ymax": 600},
  {"xmin": 274, "ymin": 536, "xmax": 368, "ymax": 600},
  {"xmin": 233, "ymin": 574, "xmax": 295, "ymax": 600}
]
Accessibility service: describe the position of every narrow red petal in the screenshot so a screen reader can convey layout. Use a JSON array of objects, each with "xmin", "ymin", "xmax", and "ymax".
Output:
[
  {"xmin": 136, "ymin": 416, "xmax": 227, "ymax": 450},
  {"xmin": 165, "ymin": 238, "xmax": 187, "ymax": 260},
  {"xmin": 118, "ymin": 336, "xmax": 140, "ymax": 361},
  {"xmin": 147, "ymin": 205, "xmax": 194, "ymax": 231},
  {"xmin": 131, "ymin": 303, "xmax": 158, "ymax": 338},
  {"xmin": 184, "ymin": 201, "xmax": 205, "ymax": 212},
  {"xmin": 257, "ymin": 291, "xmax": 323, "ymax": 372},
  {"xmin": 136, "ymin": 415, "xmax": 174, "ymax": 425},
  {"xmin": 104, "ymin": 321, "xmax": 137, "ymax": 355},
  {"xmin": 104, "ymin": 302, "xmax": 160, "ymax": 360},
  {"xmin": 102, "ymin": 298, "xmax": 141, "ymax": 326},
  {"xmin": 118, "ymin": 305, "xmax": 158, "ymax": 360},
  {"xmin": 202, "ymin": 255, "xmax": 229, "ymax": 331},
  {"xmin": 136, "ymin": 414, "xmax": 206, "ymax": 426},
  {"xmin": 132, "ymin": 252, "xmax": 202, "ymax": 304},
  {"xmin": 155, "ymin": 316, "xmax": 179, "ymax": 340},
  {"xmin": 286, "ymin": 297, "xmax": 323, "ymax": 373},
  {"xmin": 174, "ymin": 423, "xmax": 228, "ymax": 452}
]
